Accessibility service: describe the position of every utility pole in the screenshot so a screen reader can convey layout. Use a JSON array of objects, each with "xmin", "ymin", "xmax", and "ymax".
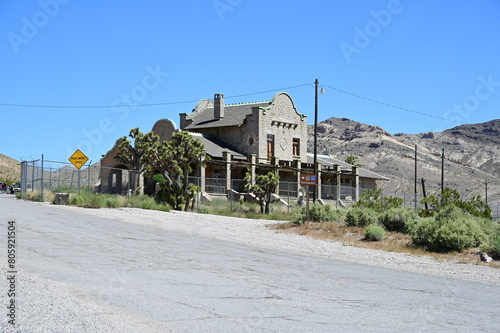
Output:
[
  {"xmin": 485, "ymin": 181, "xmax": 489, "ymax": 205},
  {"xmin": 313, "ymin": 78, "xmax": 319, "ymax": 203},
  {"xmin": 421, "ymin": 178, "xmax": 428, "ymax": 211},
  {"xmin": 414, "ymin": 145, "xmax": 417, "ymax": 212},
  {"xmin": 441, "ymin": 148, "xmax": 445, "ymax": 203}
]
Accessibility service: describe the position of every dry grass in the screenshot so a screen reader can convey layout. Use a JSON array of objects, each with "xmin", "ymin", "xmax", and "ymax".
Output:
[{"xmin": 268, "ymin": 221, "xmax": 500, "ymax": 268}]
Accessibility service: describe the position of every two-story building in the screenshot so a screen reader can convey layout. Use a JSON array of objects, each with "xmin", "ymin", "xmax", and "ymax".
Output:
[{"xmin": 99, "ymin": 92, "xmax": 388, "ymax": 200}]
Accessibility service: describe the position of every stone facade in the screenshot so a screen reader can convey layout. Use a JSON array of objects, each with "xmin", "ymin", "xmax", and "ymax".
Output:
[
  {"xmin": 181, "ymin": 92, "xmax": 307, "ymax": 164},
  {"xmin": 98, "ymin": 92, "xmax": 388, "ymax": 201}
]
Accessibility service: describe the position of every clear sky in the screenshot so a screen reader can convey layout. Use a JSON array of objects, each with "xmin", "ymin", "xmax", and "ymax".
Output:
[{"xmin": 1, "ymin": 0, "xmax": 499, "ymax": 163}]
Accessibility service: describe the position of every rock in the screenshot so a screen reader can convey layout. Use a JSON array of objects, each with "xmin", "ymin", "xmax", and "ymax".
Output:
[
  {"xmin": 54, "ymin": 193, "xmax": 74, "ymax": 205},
  {"xmin": 479, "ymin": 252, "xmax": 492, "ymax": 263}
]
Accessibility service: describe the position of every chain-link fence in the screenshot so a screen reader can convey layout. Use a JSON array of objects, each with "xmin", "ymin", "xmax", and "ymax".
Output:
[
  {"xmin": 19, "ymin": 156, "xmax": 141, "ymax": 200},
  {"xmin": 18, "ymin": 156, "xmax": 500, "ymax": 220}
]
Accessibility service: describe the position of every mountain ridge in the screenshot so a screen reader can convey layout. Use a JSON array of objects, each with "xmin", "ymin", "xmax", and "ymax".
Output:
[{"xmin": 308, "ymin": 118, "xmax": 500, "ymax": 206}]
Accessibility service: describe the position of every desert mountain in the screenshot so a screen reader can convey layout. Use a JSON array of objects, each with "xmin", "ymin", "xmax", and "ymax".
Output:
[
  {"xmin": 308, "ymin": 118, "xmax": 500, "ymax": 206},
  {"xmin": 0, "ymin": 153, "xmax": 20, "ymax": 183}
]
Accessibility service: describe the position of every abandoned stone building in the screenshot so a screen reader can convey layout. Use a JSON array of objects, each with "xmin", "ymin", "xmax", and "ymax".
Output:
[{"xmin": 99, "ymin": 92, "xmax": 388, "ymax": 200}]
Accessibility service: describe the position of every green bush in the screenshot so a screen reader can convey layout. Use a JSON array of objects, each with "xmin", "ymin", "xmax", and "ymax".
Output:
[
  {"xmin": 345, "ymin": 208, "xmax": 379, "ymax": 227},
  {"xmin": 380, "ymin": 208, "xmax": 417, "ymax": 233},
  {"xmin": 432, "ymin": 217, "xmax": 488, "ymax": 252},
  {"xmin": 406, "ymin": 217, "xmax": 436, "ymax": 247},
  {"xmin": 490, "ymin": 226, "xmax": 500, "ymax": 258},
  {"xmin": 365, "ymin": 224, "xmax": 386, "ymax": 241},
  {"xmin": 197, "ymin": 206, "xmax": 210, "ymax": 214},
  {"xmin": 25, "ymin": 191, "xmax": 44, "ymax": 202},
  {"xmin": 419, "ymin": 188, "xmax": 492, "ymax": 219},
  {"xmin": 70, "ymin": 194, "xmax": 85, "ymax": 206},
  {"xmin": 104, "ymin": 195, "xmax": 121, "ymax": 208},
  {"xmin": 407, "ymin": 206, "xmax": 490, "ymax": 252},
  {"xmin": 354, "ymin": 188, "xmax": 403, "ymax": 212},
  {"xmin": 295, "ymin": 203, "xmax": 345, "ymax": 224}
]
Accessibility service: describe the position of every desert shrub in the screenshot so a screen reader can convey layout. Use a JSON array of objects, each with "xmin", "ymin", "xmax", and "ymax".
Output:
[
  {"xmin": 197, "ymin": 206, "xmax": 210, "ymax": 214},
  {"xmin": 24, "ymin": 191, "xmax": 44, "ymax": 202},
  {"xmin": 104, "ymin": 195, "xmax": 121, "ymax": 208},
  {"xmin": 406, "ymin": 217, "xmax": 437, "ymax": 247},
  {"xmin": 408, "ymin": 206, "xmax": 489, "ymax": 252},
  {"xmin": 70, "ymin": 194, "xmax": 85, "ymax": 206},
  {"xmin": 295, "ymin": 203, "xmax": 345, "ymax": 224},
  {"xmin": 431, "ymin": 217, "xmax": 488, "ymax": 252},
  {"xmin": 68, "ymin": 191, "xmax": 109, "ymax": 208},
  {"xmin": 354, "ymin": 188, "xmax": 403, "ymax": 212},
  {"xmin": 80, "ymin": 193, "xmax": 104, "ymax": 208},
  {"xmin": 52, "ymin": 186, "xmax": 77, "ymax": 194},
  {"xmin": 134, "ymin": 195, "xmax": 170, "ymax": 211},
  {"xmin": 365, "ymin": 224, "xmax": 386, "ymax": 241},
  {"xmin": 420, "ymin": 188, "xmax": 492, "ymax": 219},
  {"xmin": 345, "ymin": 208, "xmax": 379, "ymax": 227},
  {"xmin": 380, "ymin": 208, "xmax": 417, "ymax": 233},
  {"xmin": 490, "ymin": 226, "xmax": 500, "ymax": 258}
]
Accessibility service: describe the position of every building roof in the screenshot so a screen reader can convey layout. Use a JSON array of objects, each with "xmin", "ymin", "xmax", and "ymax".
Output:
[
  {"xmin": 307, "ymin": 153, "xmax": 389, "ymax": 180},
  {"xmin": 192, "ymin": 134, "xmax": 246, "ymax": 159},
  {"xmin": 184, "ymin": 101, "xmax": 270, "ymax": 130}
]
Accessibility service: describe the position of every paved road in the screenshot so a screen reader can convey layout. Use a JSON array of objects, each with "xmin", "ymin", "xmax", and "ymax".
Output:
[{"xmin": 1, "ymin": 195, "xmax": 499, "ymax": 332}]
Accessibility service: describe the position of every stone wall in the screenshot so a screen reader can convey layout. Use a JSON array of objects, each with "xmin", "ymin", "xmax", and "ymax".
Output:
[{"xmin": 256, "ymin": 92, "xmax": 307, "ymax": 162}]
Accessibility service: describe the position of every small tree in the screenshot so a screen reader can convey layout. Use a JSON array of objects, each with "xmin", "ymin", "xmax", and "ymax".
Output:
[
  {"xmin": 244, "ymin": 172, "xmax": 279, "ymax": 214},
  {"xmin": 345, "ymin": 154, "xmax": 362, "ymax": 167},
  {"xmin": 353, "ymin": 188, "xmax": 403, "ymax": 212},
  {"xmin": 115, "ymin": 128, "xmax": 157, "ymax": 194},
  {"xmin": 420, "ymin": 188, "xmax": 492, "ymax": 219},
  {"xmin": 142, "ymin": 131, "xmax": 207, "ymax": 211}
]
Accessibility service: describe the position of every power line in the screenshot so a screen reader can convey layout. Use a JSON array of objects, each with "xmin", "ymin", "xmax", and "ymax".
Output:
[
  {"xmin": 0, "ymin": 83, "xmax": 311, "ymax": 109},
  {"xmin": 322, "ymin": 84, "xmax": 465, "ymax": 124},
  {"xmin": 0, "ymin": 81, "xmax": 466, "ymax": 124}
]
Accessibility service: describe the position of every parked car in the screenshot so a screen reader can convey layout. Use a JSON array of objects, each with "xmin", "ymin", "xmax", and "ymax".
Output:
[{"xmin": 11, "ymin": 183, "xmax": 21, "ymax": 193}]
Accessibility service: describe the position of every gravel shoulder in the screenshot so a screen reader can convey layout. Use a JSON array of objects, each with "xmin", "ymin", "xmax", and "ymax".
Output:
[{"xmin": 50, "ymin": 203, "xmax": 500, "ymax": 286}]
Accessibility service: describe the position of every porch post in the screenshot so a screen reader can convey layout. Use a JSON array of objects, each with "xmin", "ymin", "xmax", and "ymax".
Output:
[
  {"xmin": 293, "ymin": 159, "xmax": 301, "ymax": 199},
  {"xmin": 271, "ymin": 156, "xmax": 279, "ymax": 194},
  {"xmin": 138, "ymin": 172, "xmax": 144, "ymax": 194},
  {"xmin": 199, "ymin": 162, "xmax": 206, "ymax": 192},
  {"xmin": 352, "ymin": 166, "xmax": 359, "ymax": 202},
  {"xmin": 248, "ymin": 154, "xmax": 256, "ymax": 185},
  {"xmin": 335, "ymin": 164, "xmax": 341, "ymax": 200},
  {"xmin": 223, "ymin": 151, "xmax": 232, "ymax": 190},
  {"xmin": 317, "ymin": 162, "xmax": 322, "ymax": 200}
]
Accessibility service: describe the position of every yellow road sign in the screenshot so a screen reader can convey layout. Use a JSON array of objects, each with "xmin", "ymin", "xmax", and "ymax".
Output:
[{"xmin": 68, "ymin": 149, "xmax": 89, "ymax": 170}]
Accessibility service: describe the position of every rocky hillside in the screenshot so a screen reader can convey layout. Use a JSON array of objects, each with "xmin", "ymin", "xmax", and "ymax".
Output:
[
  {"xmin": 308, "ymin": 118, "xmax": 500, "ymax": 207},
  {"xmin": 0, "ymin": 153, "xmax": 20, "ymax": 183}
]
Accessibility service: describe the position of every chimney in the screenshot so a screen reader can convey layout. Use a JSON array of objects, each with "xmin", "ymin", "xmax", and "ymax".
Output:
[{"xmin": 214, "ymin": 93, "xmax": 224, "ymax": 119}]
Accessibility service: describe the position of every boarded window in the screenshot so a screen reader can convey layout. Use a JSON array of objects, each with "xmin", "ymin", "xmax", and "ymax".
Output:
[
  {"xmin": 293, "ymin": 138, "xmax": 300, "ymax": 156},
  {"xmin": 267, "ymin": 134, "xmax": 275, "ymax": 160}
]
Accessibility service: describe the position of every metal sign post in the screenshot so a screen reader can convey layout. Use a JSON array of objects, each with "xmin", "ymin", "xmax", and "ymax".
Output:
[
  {"xmin": 68, "ymin": 149, "xmax": 89, "ymax": 194},
  {"xmin": 300, "ymin": 175, "xmax": 317, "ymax": 225}
]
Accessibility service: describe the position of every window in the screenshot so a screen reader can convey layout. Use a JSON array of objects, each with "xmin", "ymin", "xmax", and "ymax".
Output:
[
  {"xmin": 267, "ymin": 134, "xmax": 275, "ymax": 160},
  {"xmin": 292, "ymin": 138, "xmax": 300, "ymax": 156}
]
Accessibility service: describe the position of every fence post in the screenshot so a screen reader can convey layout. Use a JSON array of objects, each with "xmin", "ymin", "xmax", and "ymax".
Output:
[
  {"xmin": 20, "ymin": 161, "xmax": 25, "ymax": 198},
  {"xmin": 41, "ymin": 154, "xmax": 44, "ymax": 201},
  {"xmin": 230, "ymin": 178, "xmax": 233, "ymax": 211},
  {"xmin": 31, "ymin": 160, "xmax": 35, "ymax": 192},
  {"xmin": 287, "ymin": 181, "xmax": 290, "ymax": 213},
  {"xmin": 88, "ymin": 161, "xmax": 92, "ymax": 192}
]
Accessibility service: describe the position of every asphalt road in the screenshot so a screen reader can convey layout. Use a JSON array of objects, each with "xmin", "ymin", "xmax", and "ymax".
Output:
[{"xmin": 1, "ymin": 195, "xmax": 499, "ymax": 332}]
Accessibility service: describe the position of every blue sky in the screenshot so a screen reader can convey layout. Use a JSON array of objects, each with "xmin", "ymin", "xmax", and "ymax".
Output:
[{"xmin": 1, "ymin": 0, "xmax": 499, "ymax": 163}]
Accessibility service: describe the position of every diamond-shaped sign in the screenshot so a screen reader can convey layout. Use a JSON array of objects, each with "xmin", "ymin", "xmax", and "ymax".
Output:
[{"xmin": 68, "ymin": 149, "xmax": 89, "ymax": 170}]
